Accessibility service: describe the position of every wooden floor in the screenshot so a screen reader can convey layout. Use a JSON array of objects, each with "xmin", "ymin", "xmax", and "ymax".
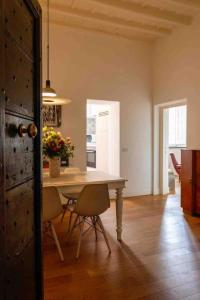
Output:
[{"xmin": 44, "ymin": 192, "xmax": 200, "ymax": 300}]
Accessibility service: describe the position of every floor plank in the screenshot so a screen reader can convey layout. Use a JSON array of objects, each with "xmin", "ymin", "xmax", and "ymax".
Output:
[{"xmin": 44, "ymin": 192, "xmax": 200, "ymax": 300}]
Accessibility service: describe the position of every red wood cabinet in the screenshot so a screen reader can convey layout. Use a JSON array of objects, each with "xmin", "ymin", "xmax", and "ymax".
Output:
[{"xmin": 181, "ymin": 149, "xmax": 200, "ymax": 215}]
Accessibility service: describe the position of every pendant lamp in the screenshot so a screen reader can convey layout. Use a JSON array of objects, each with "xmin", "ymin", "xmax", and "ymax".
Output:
[{"xmin": 42, "ymin": 0, "xmax": 71, "ymax": 105}]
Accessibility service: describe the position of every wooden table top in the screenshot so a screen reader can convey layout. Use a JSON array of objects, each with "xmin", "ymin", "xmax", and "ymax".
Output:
[{"xmin": 43, "ymin": 170, "xmax": 127, "ymax": 188}]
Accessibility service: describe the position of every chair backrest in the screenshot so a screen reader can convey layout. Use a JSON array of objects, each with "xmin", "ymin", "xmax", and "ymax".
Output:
[
  {"xmin": 170, "ymin": 153, "xmax": 181, "ymax": 175},
  {"xmin": 75, "ymin": 184, "xmax": 110, "ymax": 216},
  {"xmin": 43, "ymin": 187, "xmax": 63, "ymax": 222},
  {"xmin": 170, "ymin": 153, "xmax": 178, "ymax": 166}
]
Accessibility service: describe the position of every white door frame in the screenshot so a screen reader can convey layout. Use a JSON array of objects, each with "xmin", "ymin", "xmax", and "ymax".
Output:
[{"xmin": 153, "ymin": 99, "xmax": 187, "ymax": 195}]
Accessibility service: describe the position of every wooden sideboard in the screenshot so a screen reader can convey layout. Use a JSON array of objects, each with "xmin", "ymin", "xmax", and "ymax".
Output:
[{"xmin": 181, "ymin": 149, "xmax": 200, "ymax": 215}]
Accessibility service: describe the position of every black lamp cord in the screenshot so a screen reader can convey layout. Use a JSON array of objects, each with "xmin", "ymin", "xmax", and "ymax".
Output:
[{"xmin": 47, "ymin": 0, "xmax": 50, "ymax": 82}]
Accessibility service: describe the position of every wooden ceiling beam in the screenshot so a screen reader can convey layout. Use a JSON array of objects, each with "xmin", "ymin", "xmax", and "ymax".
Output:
[
  {"xmin": 45, "ymin": 16, "xmax": 155, "ymax": 42},
  {"xmin": 169, "ymin": 0, "xmax": 200, "ymax": 9},
  {"xmin": 92, "ymin": 0, "xmax": 193, "ymax": 26},
  {"xmin": 40, "ymin": 3, "xmax": 171, "ymax": 37}
]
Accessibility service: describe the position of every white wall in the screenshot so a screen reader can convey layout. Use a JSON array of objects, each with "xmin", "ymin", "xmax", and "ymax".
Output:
[
  {"xmin": 153, "ymin": 14, "xmax": 200, "ymax": 149},
  {"xmin": 43, "ymin": 23, "xmax": 153, "ymax": 196}
]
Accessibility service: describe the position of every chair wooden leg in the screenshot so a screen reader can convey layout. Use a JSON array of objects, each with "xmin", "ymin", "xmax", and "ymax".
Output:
[
  {"xmin": 76, "ymin": 217, "xmax": 84, "ymax": 259},
  {"xmin": 61, "ymin": 207, "xmax": 67, "ymax": 223},
  {"xmin": 93, "ymin": 216, "xmax": 98, "ymax": 241},
  {"xmin": 61, "ymin": 199, "xmax": 70, "ymax": 223},
  {"xmin": 97, "ymin": 216, "xmax": 111, "ymax": 254},
  {"xmin": 50, "ymin": 222, "xmax": 64, "ymax": 261},
  {"xmin": 68, "ymin": 214, "xmax": 79, "ymax": 241},
  {"xmin": 68, "ymin": 211, "xmax": 73, "ymax": 233}
]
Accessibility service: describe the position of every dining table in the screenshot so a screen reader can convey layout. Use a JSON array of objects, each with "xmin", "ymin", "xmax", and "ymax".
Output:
[{"xmin": 43, "ymin": 169, "xmax": 127, "ymax": 241}]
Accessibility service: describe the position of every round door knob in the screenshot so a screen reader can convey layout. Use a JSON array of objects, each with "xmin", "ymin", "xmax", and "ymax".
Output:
[
  {"xmin": 18, "ymin": 123, "xmax": 38, "ymax": 138},
  {"xmin": 18, "ymin": 124, "xmax": 27, "ymax": 137},
  {"xmin": 27, "ymin": 123, "xmax": 38, "ymax": 138}
]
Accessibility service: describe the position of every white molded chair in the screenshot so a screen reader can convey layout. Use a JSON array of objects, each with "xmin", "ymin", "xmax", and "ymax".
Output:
[
  {"xmin": 67, "ymin": 184, "xmax": 111, "ymax": 258},
  {"xmin": 43, "ymin": 187, "xmax": 64, "ymax": 261}
]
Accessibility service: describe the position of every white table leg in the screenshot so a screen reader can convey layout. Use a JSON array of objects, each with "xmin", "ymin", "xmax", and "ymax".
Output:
[{"xmin": 116, "ymin": 188, "xmax": 123, "ymax": 241}]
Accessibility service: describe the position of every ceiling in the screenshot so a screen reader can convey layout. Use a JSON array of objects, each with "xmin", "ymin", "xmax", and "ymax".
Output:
[{"xmin": 39, "ymin": 0, "xmax": 200, "ymax": 41}]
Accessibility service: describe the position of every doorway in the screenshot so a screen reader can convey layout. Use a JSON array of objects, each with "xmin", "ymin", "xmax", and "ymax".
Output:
[
  {"xmin": 153, "ymin": 100, "xmax": 187, "ymax": 195},
  {"xmin": 86, "ymin": 99, "xmax": 120, "ymax": 176}
]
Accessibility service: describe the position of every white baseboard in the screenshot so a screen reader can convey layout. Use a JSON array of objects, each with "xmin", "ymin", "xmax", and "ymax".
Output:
[{"xmin": 153, "ymin": 187, "xmax": 160, "ymax": 195}]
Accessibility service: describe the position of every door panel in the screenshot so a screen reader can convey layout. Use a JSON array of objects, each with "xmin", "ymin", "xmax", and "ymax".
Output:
[
  {"xmin": 6, "ymin": 242, "xmax": 36, "ymax": 300},
  {"xmin": 5, "ymin": 36, "xmax": 34, "ymax": 116},
  {"xmin": 5, "ymin": 115, "xmax": 34, "ymax": 188},
  {"xmin": 0, "ymin": 0, "xmax": 42, "ymax": 299},
  {"xmin": 0, "ymin": 0, "xmax": 6, "ymax": 298},
  {"xmin": 5, "ymin": 180, "xmax": 34, "ymax": 257},
  {"xmin": 5, "ymin": 0, "xmax": 34, "ymax": 56}
]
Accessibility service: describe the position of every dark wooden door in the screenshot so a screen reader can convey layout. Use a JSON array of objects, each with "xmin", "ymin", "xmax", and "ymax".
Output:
[{"xmin": 0, "ymin": 0, "xmax": 42, "ymax": 299}]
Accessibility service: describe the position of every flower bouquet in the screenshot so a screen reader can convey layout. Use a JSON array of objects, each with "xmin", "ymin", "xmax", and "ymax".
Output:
[{"xmin": 42, "ymin": 126, "xmax": 75, "ymax": 177}]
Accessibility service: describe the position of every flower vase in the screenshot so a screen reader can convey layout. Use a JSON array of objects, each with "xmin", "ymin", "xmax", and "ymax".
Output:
[{"xmin": 49, "ymin": 157, "xmax": 60, "ymax": 178}]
